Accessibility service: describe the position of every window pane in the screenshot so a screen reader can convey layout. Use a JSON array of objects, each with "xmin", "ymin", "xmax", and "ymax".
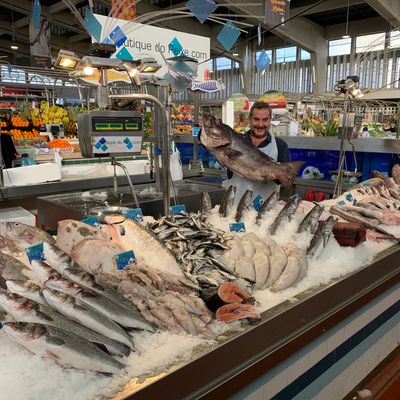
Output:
[
  {"xmin": 234, "ymin": 61, "xmax": 239, "ymax": 68},
  {"xmin": 300, "ymin": 49, "xmax": 310, "ymax": 60},
  {"xmin": 216, "ymin": 57, "xmax": 231, "ymax": 70},
  {"xmin": 276, "ymin": 46, "xmax": 296, "ymax": 63},
  {"xmin": 208, "ymin": 59, "xmax": 214, "ymax": 72},
  {"xmin": 356, "ymin": 33, "xmax": 385, "ymax": 53},
  {"xmin": 329, "ymin": 38, "xmax": 351, "ymax": 56},
  {"xmin": 390, "ymin": 30, "xmax": 400, "ymax": 48}
]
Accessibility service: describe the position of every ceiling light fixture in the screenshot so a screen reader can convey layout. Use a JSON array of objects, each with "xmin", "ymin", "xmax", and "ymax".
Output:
[
  {"xmin": 10, "ymin": 45, "xmax": 18, "ymax": 50},
  {"xmin": 342, "ymin": 0, "xmax": 350, "ymax": 39},
  {"xmin": 232, "ymin": 52, "xmax": 239, "ymax": 56}
]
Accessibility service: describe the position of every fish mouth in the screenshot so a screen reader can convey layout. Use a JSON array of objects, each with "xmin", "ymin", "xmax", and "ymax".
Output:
[{"xmin": 202, "ymin": 113, "xmax": 217, "ymax": 129}]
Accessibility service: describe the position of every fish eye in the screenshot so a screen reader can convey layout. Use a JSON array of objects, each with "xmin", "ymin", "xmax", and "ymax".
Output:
[{"xmin": 13, "ymin": 223, "xmax": 20, "ymax": 227}]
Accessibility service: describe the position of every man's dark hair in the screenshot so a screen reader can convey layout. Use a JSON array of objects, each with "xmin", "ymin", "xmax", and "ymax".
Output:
[{"xmin": 249, "ymin": 101, "xmax": 272, "ymax": 118}]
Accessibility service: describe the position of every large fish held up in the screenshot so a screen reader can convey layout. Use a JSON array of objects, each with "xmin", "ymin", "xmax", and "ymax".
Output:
[{"xmin": 200, "ymin": 114, "xmax": 304, "ymax": 187}]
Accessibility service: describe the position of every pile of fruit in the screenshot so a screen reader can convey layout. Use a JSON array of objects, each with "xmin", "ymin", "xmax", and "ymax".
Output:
[
  {"xmin": 48, "ymin": 138, "xmax": 73, "ymax": 149},
  {"xmin": 0, "ymin": 121, "xmax": 7, "ymax": 128},
  {"xmin": 10, "ymin": 128, "xmax": 43, "ymax": 140},
  {"xmin": 40, "ymin": 102, "xmax": 69, "ymax": 125},
  {"xmin": 170, "ymin": 103, "xmax": 194, "ymax": 123},
  {"xmin": 10, "ymin": 116, "xmax": 29, "ymax": 128}
]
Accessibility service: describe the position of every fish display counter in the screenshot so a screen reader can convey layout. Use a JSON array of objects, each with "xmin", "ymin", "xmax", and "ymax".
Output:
[{"xmin": 0, "ymin": 173, "xmax": 400, "ymax": 399}]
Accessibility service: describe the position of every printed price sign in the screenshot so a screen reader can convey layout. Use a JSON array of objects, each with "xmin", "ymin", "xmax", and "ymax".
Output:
[
  {"xmin": 81, "ymin": 216, "xmax": 101, "ymax": 227},
  {"xmin": 26, "ymin": 243, "xmax": 45, "ymax": 264},
  {"xmin": 169, "ymin": 204, "xmax": 186, "ymax": 215},
  {"xmin": 114, "ymin": 250, "xmax": 136, "ymax": 270},
  {"xmin": 252, "ymin": 194, "xmax": 264, "ymax": 212},
  {"xmin": 229, "ymin": 222, "xmax": 246, "ymax": 233},
  {"xmin": 124, "ymin": 208, "xmax": 144, "ymax": 222}
]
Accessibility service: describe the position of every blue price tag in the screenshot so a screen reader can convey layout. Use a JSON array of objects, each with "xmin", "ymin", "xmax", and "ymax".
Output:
[
  {"xmin": 192, "ymin": 127, "xmax": 200, "ymax": 137},
  {"xmin": 252, "ymin": 194, "xmax": 264, "ymax": 212},
  {"xmin": 169, "ymin": 204, "xmax": 186, "ymax": 215},
  {"xmin": 114, "ymin": 250, "xmax": 136, "ymax": 270},
  {"xmin": 25, "ymin": 243, "xmax": 45, "ymax": 264},
  {"xmin": 81, "ymin": 216, "xmax": 100, "ymax": 227},
  {"xmin": 229, "ymin": 222, "xmax": 246, "ymax": 233},
  {"xmin": 124, "ymin": 208, "xmax": 144, "ymax": 222}
]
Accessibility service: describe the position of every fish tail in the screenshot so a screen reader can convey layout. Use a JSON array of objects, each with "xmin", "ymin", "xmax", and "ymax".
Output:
[{"xmin": 276, "ymin": 161, "xmax": 305, "ymax": 187}]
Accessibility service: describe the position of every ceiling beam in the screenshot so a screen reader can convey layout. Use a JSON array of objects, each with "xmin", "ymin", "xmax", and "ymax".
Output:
[
  {"xmin": 366, "ymin": 0, "xmax": 400, "ymax": 28},
  {"xmin": 3, "ymin": 0, "xmax": 86, "ymax": 35},
  {"xmin": 325, "ymin": 16, "xmax": 390, "ymax": 39},
  {"xmin": 290, "ymin": 0, "xmax": 364, "ymax": 16},
  {"xmin": 0, "ymin": 21, "xmax": 90, "ymax": 56}
]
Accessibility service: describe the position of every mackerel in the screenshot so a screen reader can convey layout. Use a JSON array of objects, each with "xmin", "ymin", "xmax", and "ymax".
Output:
[
  {"xmin": 219, "ymin": 185, "xmax": 236, "ymax": 217},
  {"xmin": 255, "ymin": 189, "xmax": 279, "ymax": 225},
  {"xmin": 235, "ymin": 190, "xmax": 253, "ymax": 223},
  {"xmin": 307, "ymin": 216, "xmax": 337, "ymax": 257},
  {"xmin": 297, "ymin": 203, "xmax": 324, "ymax": 233},
  {"xmin": 270, "ymin": 195, "xmax": 301, "ymax": 235}
]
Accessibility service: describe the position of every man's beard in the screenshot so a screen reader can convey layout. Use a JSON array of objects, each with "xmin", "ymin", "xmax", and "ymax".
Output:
[{"xmin": 251, "ymin": 129, "xmax": 267, "ymax": 139}]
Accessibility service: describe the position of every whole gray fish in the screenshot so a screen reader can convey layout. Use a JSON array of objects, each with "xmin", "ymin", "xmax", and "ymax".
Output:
[
  {"xmin": 4, "ymin": 322, "xmax": 124, "ymax": 374},
  {"xmin": 6, "ymin": 280, "xmax": 48, "ymax": 307},
  {"xmin": 235, "ymin": 190, "xmax": 253, "ymax": 222},
  {"xmin": 255, "ymin": 190, "xmax": 279, "ymax": 225},
  {"xmin": 307, "ymin": 216, "xmax": 337, "ymax": 257},
  {"xmin": 0, "ymin": 292, "xmax": 130, "ymax": 356},
  {"xmin": 219, "ymin": 185, "xmax": 236, "ymax": 217},
  {"xmin": 42, "ymin": 288, "xmax": 134, "ymax": 350},
  {"xmin": 62, "ymin": 268, "xmax": 135, "ymax": 312},
  {"xmin": 0, "ymin": 222, "xmax": 55, "ymax": 252},
  {"xmin": 200, "ymin": 192, "xmax": 213, "ymax": 216},
  {"xmin": 44, "ymin": 276, "xmax": 154, "ymax": 331},
  {"xmin": 0, "ymin": 252, "xmax": 31, "ymax": 289},
  {"xmin": 297, "ymin": 203, "xmax": 324, "ymax": 233},
  {"xmin": 200, "ymin": 114, "xmax": 304, "ymax": 186},
  {"xmin": 330, "ymin": 205, "xmax": 400, "ymax": 242},
  {"xmin": 269, "ymin": 195, "xmax": 301, "ymax": 235}
]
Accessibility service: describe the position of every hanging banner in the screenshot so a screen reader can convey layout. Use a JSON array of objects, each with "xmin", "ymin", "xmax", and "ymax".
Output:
[
  {"xmin": 29, "ymin": 18, "xmax": 52, "ymax": 68},
  {"xmin": 264, "ymin": 0, "xmax": 290, "ymax": 28},
  {"xmin": 110, "ymin": 0, "xmax": 136, "ymax": 22},
  {"xmin": 94, "ymin": 14, "xmax": 210, "ymax": 80}
]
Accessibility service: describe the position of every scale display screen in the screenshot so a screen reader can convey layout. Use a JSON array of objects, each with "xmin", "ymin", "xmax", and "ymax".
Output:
[{"xmin": 92, "ymin": 117, "xmax": 141, "ymax": 132}]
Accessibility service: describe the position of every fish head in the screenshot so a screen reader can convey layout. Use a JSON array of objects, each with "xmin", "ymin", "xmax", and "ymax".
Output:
[
  {"xmin": 4, "ymin": 322, "xmax": 46, "ymax": 340},
  {"xmin": 200, "ymin": 114, "xmax": 232, "ymax": 148},
  {"xmin": 44, "ymin": 276, "xmax": 80, "ymax": 295},
  {"xmin": 42, "ymin": 287, "xmax": 69, "ymax": 305},
  {"xmin": 0, "ymin": 291, "xmax": 35, "ymax": 310},
  {"xmin": 6, "ymin": 279, "xmax": 40, "ymax": 295},
  {"xmin": 0, "ymin": 222, "xmax": 37, "ymax": 244}
]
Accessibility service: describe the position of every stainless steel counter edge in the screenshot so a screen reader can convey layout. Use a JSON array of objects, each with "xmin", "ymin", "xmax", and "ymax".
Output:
[
  {"xmin": 0, "ymin": 169, "xmax": 207, "ymax": 200},
  {"xmin": 0, "ymin": 174, "xmax": 154, "ymax": 200},
  {"xmin": 280, "ymin": 136, "xmax": 400, "ymax": 154},
  {"xmin": 122, "ymin": 245, "xmax": 400, "ymax": 400}
]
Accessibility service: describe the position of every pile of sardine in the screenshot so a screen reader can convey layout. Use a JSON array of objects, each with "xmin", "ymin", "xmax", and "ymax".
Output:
[{"xmin": 147, "ymin": 199, "xmax": 242, "ymax": 291}]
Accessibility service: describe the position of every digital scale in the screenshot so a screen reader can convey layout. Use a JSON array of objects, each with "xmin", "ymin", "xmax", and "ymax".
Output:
[{"xmin": 78, "ymin": 110, "xmax": 144, "ymax": 158}]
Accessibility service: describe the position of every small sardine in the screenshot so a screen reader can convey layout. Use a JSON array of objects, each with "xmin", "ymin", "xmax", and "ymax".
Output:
[
  {"xmin": 270, "ymin": 195, "xmax": 301, "ymax": 235},
  {"xmin": 255, "ymin": 190, "xmax": 279, "ymax": 224},
  {"xmin": 297, "ymin": 203, "xmax": 324, "ymax": 233}
]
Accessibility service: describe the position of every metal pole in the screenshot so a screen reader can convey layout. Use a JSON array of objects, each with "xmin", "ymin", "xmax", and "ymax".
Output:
[{"xmin": 109, "ymin": 93, "xmax": 171, "ymax": 216}]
